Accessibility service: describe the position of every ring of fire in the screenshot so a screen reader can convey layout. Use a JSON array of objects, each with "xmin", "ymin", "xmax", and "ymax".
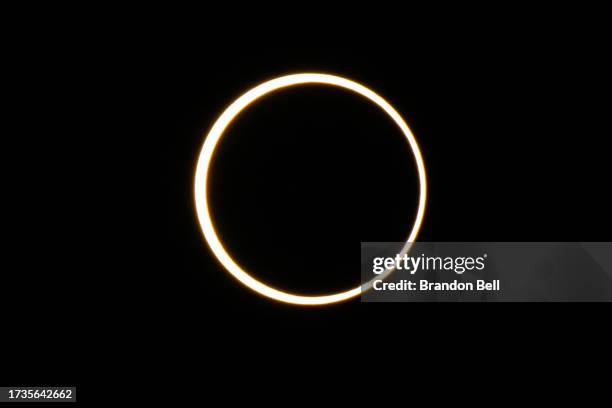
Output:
[{"xmin": 194, "ymin": 73, "xmax": 427, "ymax": 305}]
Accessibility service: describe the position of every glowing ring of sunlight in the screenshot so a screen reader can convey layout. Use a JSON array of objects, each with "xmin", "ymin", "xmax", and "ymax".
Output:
[{"xmin": 194, "ymin": 73, "xmax": 427, "ymax": 305}]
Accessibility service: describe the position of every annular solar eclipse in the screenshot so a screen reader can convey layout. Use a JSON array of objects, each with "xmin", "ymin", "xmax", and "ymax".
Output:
[{"xmin": 194, "ymin": 73, "xmax": 427, "ymax": 305}]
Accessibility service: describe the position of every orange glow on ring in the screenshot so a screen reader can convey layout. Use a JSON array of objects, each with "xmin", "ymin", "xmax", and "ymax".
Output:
[{"xmin": 194, "ymin": 73, "xmax": 427, "ymax": 305}]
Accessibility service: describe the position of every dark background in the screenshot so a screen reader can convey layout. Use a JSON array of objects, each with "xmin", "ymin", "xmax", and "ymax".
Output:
[{"xmin": 3, "ymin": 17, "xmax": 611, "ymax": 403}]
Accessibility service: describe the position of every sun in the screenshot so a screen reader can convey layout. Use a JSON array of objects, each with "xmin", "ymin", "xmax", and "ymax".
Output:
[{"xmin": 194, "ymin": 73, "xmax": 427, "ymax": 305}]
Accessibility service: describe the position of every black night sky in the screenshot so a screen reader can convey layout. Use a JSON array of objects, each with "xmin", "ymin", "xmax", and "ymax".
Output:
[{"xmin": 3, "ymin": 19, "xmax": 610, "ymax": 403}]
